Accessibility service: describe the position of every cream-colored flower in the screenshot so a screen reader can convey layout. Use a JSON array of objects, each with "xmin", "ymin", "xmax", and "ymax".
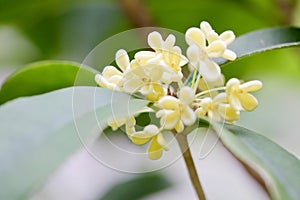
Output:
[
  {"xmin": 187, "ymin": 44, "xmax": 223, "ymax": 83},
  {"xmin": 200, "ymin": 21, "xmax": 236, "ymax": 61},
  {"xmin": 226, "ymin": 78, "xmax": 263, "ymax": 111},
  {"xmin": 120, "ymin": 61, "xmax": 166, "ymax": 101},
  {"xmin": 108, "ymin": 116, "xmax": 136, "ymax": 136},
  {"xmin": 95, "ymin": 49, "xmax": 130, "ymax": 90},
  {"xmin": 135, "ymin": 31, "xmax": 188, "ymax": 84},
  {"xmin": 131, "ymin": 124, "xmax": 168, "ymax": 160},
  {"xmin": 195, "ymin": 93, "xmax": 240, "ymax": 122},
  {"xmin": 185, "ymin": 21, "xmax": 237, "ymax": 86},
  {"xmin": 156, "ymin": 86, "xmax": 196, "ymax": 132}
]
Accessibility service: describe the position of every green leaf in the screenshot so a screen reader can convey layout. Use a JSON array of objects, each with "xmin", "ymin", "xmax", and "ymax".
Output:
[
  {"xmin": 0, "ymin": 60, "xmax": 97, "ymax": 105},
  {"xmin": 217, "ymin": 27, "xmax": 300, "ymax": 65},
  {"xmin": 0, "ymin": 87, "xmax": 149, "ymax": 200},
  {"xmin": 211, "ymin": 123, "xmax": 300, "ymax": 200},
  {"xmin": 100, "ymin": 173, "xmax": 171, "ymax": 200}
]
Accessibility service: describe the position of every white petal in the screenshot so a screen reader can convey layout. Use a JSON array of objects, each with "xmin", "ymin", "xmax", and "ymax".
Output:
[
  {"xmin": 200, "ymin": 21, "xmax": 213, "ymax": 33},
  {"xmin": 148, "ymin": 136, "xmax": 163, "ymax": 160},
  {"xmin": 187, "ymin": 45, "xmax": 200, "ymax": 63},
  {"xmin": 157, "ymin": 133, "xmax": 168, "ymax": 150},
  {"xmin": 116, "ymin": 49, "xmax": 130, "ymax": 72},
  {"xmin": 199, "ymin": 59, "xmax": 221, "ymax": 82},
  {"xmin": 229, "ymin": 96, "xmax": 243, "ymax": 111},
  {"xmin": 122, "ymin": 78, "xmax": 142, "ymax": 93},
  {"xmin": 226, "ymin": 78, "xmax": 240, "ymax": 89},
  {"xmin": 134, "ymin": 51, "xmax": 156, "ymax": 64},
  {"xmin": 200, "ymin": 21, "xmax": 218, "ymax": 43},
  {"xmin": 161, "ymin": 71, "xmax": 183, "ymax": 84},
  {"xmin": 222, "ymin": 49, "xmax": 237, "ymax": 61},
  {"xmin": 181, "ymin": 106, "xmax": 196, "ymax": 126},
  {"xmin": 219, "ymin": 30, "xmax": 235, "ymax": 45},
  {"xmin": 185, "ymin": 27, "xmax": 206, "ymax": 48},
  {"xmin": 179, "ymin": 86, "xmax": 194, "ymax": 104},
  {"xmin": 148, "ymin": 31, "xmax": 163, "ymax": 51},
  {"xmin": 157, "ymin": 96, "xmax": 179, "ymax": 109},
  {"xmin": 160, "ymin": 110, "xmax": 180, "ymax": 130},
  {"xmin": 206, "ymin": 40, "xmax": 226, "ymax": 58},
  {"xmin": 240, "ymin": 80, "xmax": 263, "ymax": 92},
  {"xmin": 102, "ymin": 66, "xmax": 123, "ymax": 78},
  {"xmin": 238, "ymin": 93, "xmax": 258, "ymax": 111},
  {"xmin": 163, "ymin": 34, "xmax": 176, "ymax": 49},
  {"xmin": 213, "ymin": 93, "xmax": 227, "ymax": 103},
  {"xmin": 144, "ymin": 124, "xmax": 160, "ymax": 135}
]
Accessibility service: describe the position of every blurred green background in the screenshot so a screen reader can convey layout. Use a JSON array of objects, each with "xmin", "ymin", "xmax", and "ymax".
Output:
[{"xmin": 1, "ymin": 0, "xmax": 300, "ymax": 199}]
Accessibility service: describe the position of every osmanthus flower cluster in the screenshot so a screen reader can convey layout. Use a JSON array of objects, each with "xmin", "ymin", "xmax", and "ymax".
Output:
[{"xmin": 95, "ymin": 21, "xmax": 263, "ymax": 160}]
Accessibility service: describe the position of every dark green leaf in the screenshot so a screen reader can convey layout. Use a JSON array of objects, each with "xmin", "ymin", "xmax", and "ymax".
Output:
[
  {"xmin": 100, "ymin": 173, "xmax": 171, "ymax": 200},
  {"xmin": 211, "ymin": 123, "xmax": 300, "ymax": 200},
  {"xmin": 0, "ymin": 87, "xmax": 149, "ymax": 200},
  {"xmin": 217, "ymin": 27, "xmax": 300, "ymax": 65},
  {"xmin": 0, "ymin": 60, "xmax": 97, "ymax": 105}
]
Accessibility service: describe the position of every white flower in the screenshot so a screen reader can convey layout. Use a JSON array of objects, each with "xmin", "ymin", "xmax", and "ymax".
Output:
[
  {"xmin": 135, "ymin": 31, "xmax": 188, "ymax": 84},
  {"xmin": 200, "ymin": 21, "xmax": 236, "ymax": 61},
  {"xmin": 95, "ymin": 49, "xmax": 130, "ymax": 90},
  {"xmin": 226, "ymin": 78, "xmax": 263, "ymax": 111},
  {"xmin": 120, "ymin": 61, "xmax": 166, "ymax": 101},
  {"xmin": 156, "ymin": 86, "xmax": 196, "ymax": 132},
  {"xmin": 195, "ymin": 93, "xmax": 240, "ymax": 122},
  {"xmin": 187, "ymin": 44, "xmax": 223, "ymax": 83},
  {"xmin": 108, "ymin": 116, "xmax": 136, "ymax": 136},
  {"xmin": 130, "ymin": 124, "xmax": 168, "ymax": 160},
  {"xmin": 185, "ymin": 21, "xmax": 237, "ymax": 87}
]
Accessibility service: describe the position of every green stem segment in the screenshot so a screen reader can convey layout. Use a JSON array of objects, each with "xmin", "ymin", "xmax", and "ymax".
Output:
[{"xmin": 172, "ymin": 130, "xmax": 206, "ymax": 200}]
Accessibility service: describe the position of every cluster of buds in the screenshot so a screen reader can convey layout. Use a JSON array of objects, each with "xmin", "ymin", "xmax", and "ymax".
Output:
[{"xmin": 95, "ymin": 21, "xmax": 262, "ymax": 160}]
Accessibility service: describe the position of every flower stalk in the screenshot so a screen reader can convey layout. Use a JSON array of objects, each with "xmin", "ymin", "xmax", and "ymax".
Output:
[{"xmin": 172, "ymin": 130, "xmax": 206, "ymax": 200}]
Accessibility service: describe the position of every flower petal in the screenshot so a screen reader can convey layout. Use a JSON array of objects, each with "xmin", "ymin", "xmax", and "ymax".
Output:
[
  {"xmin": 206, "ymin": 40, "xmax": 226, "ymax": 58},
  {"xmin": 229, "ymin": 95, "xmax": 243, "ymax": 111},
  {"xmin": 148, "ymin": 31, "xmax": 163, "ymax": 51},
  {"xmin": 131, "ymin": 132, "xmax": 152, "ymax": 145},
  {"xmin": 181, "ymin": 106, "xmax": 196, "ymax": 126},
  {"xmin": 222, "ymin": 49, "xmax": 237, "ymax": 61},
  {"xmin": 185, "ymin": 27, "xmax": 206, "ymax": 48},
  {"xmin": 240, "ymin": 80, "xmax": 263, "ymax": 92},
  {"xmin": 186, "ymin": 45, "xmax": 199, "ymax": 63},
  {"xmin": 175, "ymin": 121, "xmax": 184, "ymax": 133},
  {"xmin": 122, "ymin": 77, "xmax": 142, "ymax": 93},
  {"xmin": 116, "ymin": 49, "xmax": 130, "ymax": 72},
  {"xmin": 218, "ymin": 103, "xmax": 240, "ymax": 122},
  {"xmin": 102, "ymin": 66, "xmax": 123, "ymax": 78},
  {"xmin": 179, "ymin": 86, "xmax": 194, "ymax": 104},
  {"xmin": 158, "ymin": 110, "xmax": 180, "ymax": 130},
  {"xmin": 147, "ymin": 136, "xmax": 163, "ymax": 160},
  {"xmin": 199, "ymin": 59, "xmax": 221, "ymax": 82},
  {"xmin": 163, "ymin": 34, "xmax": 176, "ymax": 50},
  {"xmin": 219, "ymin": 30, "xmax": 235, "ymax": 45},
  {"xmin": 200, "ymin": 21, "xmax": 218, "ymax": 43},
  {"xmin": 157, "ymin": 96, "xmax": 179, "ymax": 109},
  {"xmin": 238, "ymin": 93, "xmax": 258, "ymax": 111},
  {"xmin": 156, "ymin": 133, "xmax": 168, "ymax": 150},
  {"xmin": 135, "ymin": 51, "xmax": 156, "ymax": 65}
]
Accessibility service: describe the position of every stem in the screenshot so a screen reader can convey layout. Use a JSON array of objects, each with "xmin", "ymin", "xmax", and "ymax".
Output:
[
  {"xmin": 195, "ymin": 86, "xmax": 226, "ymax": 98},
  {"xmin": 172, "ymin": 130, "xmax": 206, "ymax": 200}
]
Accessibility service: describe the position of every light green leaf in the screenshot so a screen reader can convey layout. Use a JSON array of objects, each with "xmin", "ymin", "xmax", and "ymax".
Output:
[
  {"xmin": 0, "ymin": 60, "xmax": 97, "ymax": 105},
  {"xmin": 211, "ymin": 122, "xmax": 300, "ymax": 200},
  {"xmin": 100, "ymin": 173, "xmax": 171, "ymax": 200},
  {"xmin": 0, "ymin": 86, "xmax": 149, "ymax": 200},
  {"xmin": 217, "ymin": 27, "xmax": 300, "ymax": 65}
]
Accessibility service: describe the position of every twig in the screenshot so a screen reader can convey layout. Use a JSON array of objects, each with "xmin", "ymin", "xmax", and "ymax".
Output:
[{"xmin": 172, "ymin": 130, "xmax": 206, "ymax": 200}]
